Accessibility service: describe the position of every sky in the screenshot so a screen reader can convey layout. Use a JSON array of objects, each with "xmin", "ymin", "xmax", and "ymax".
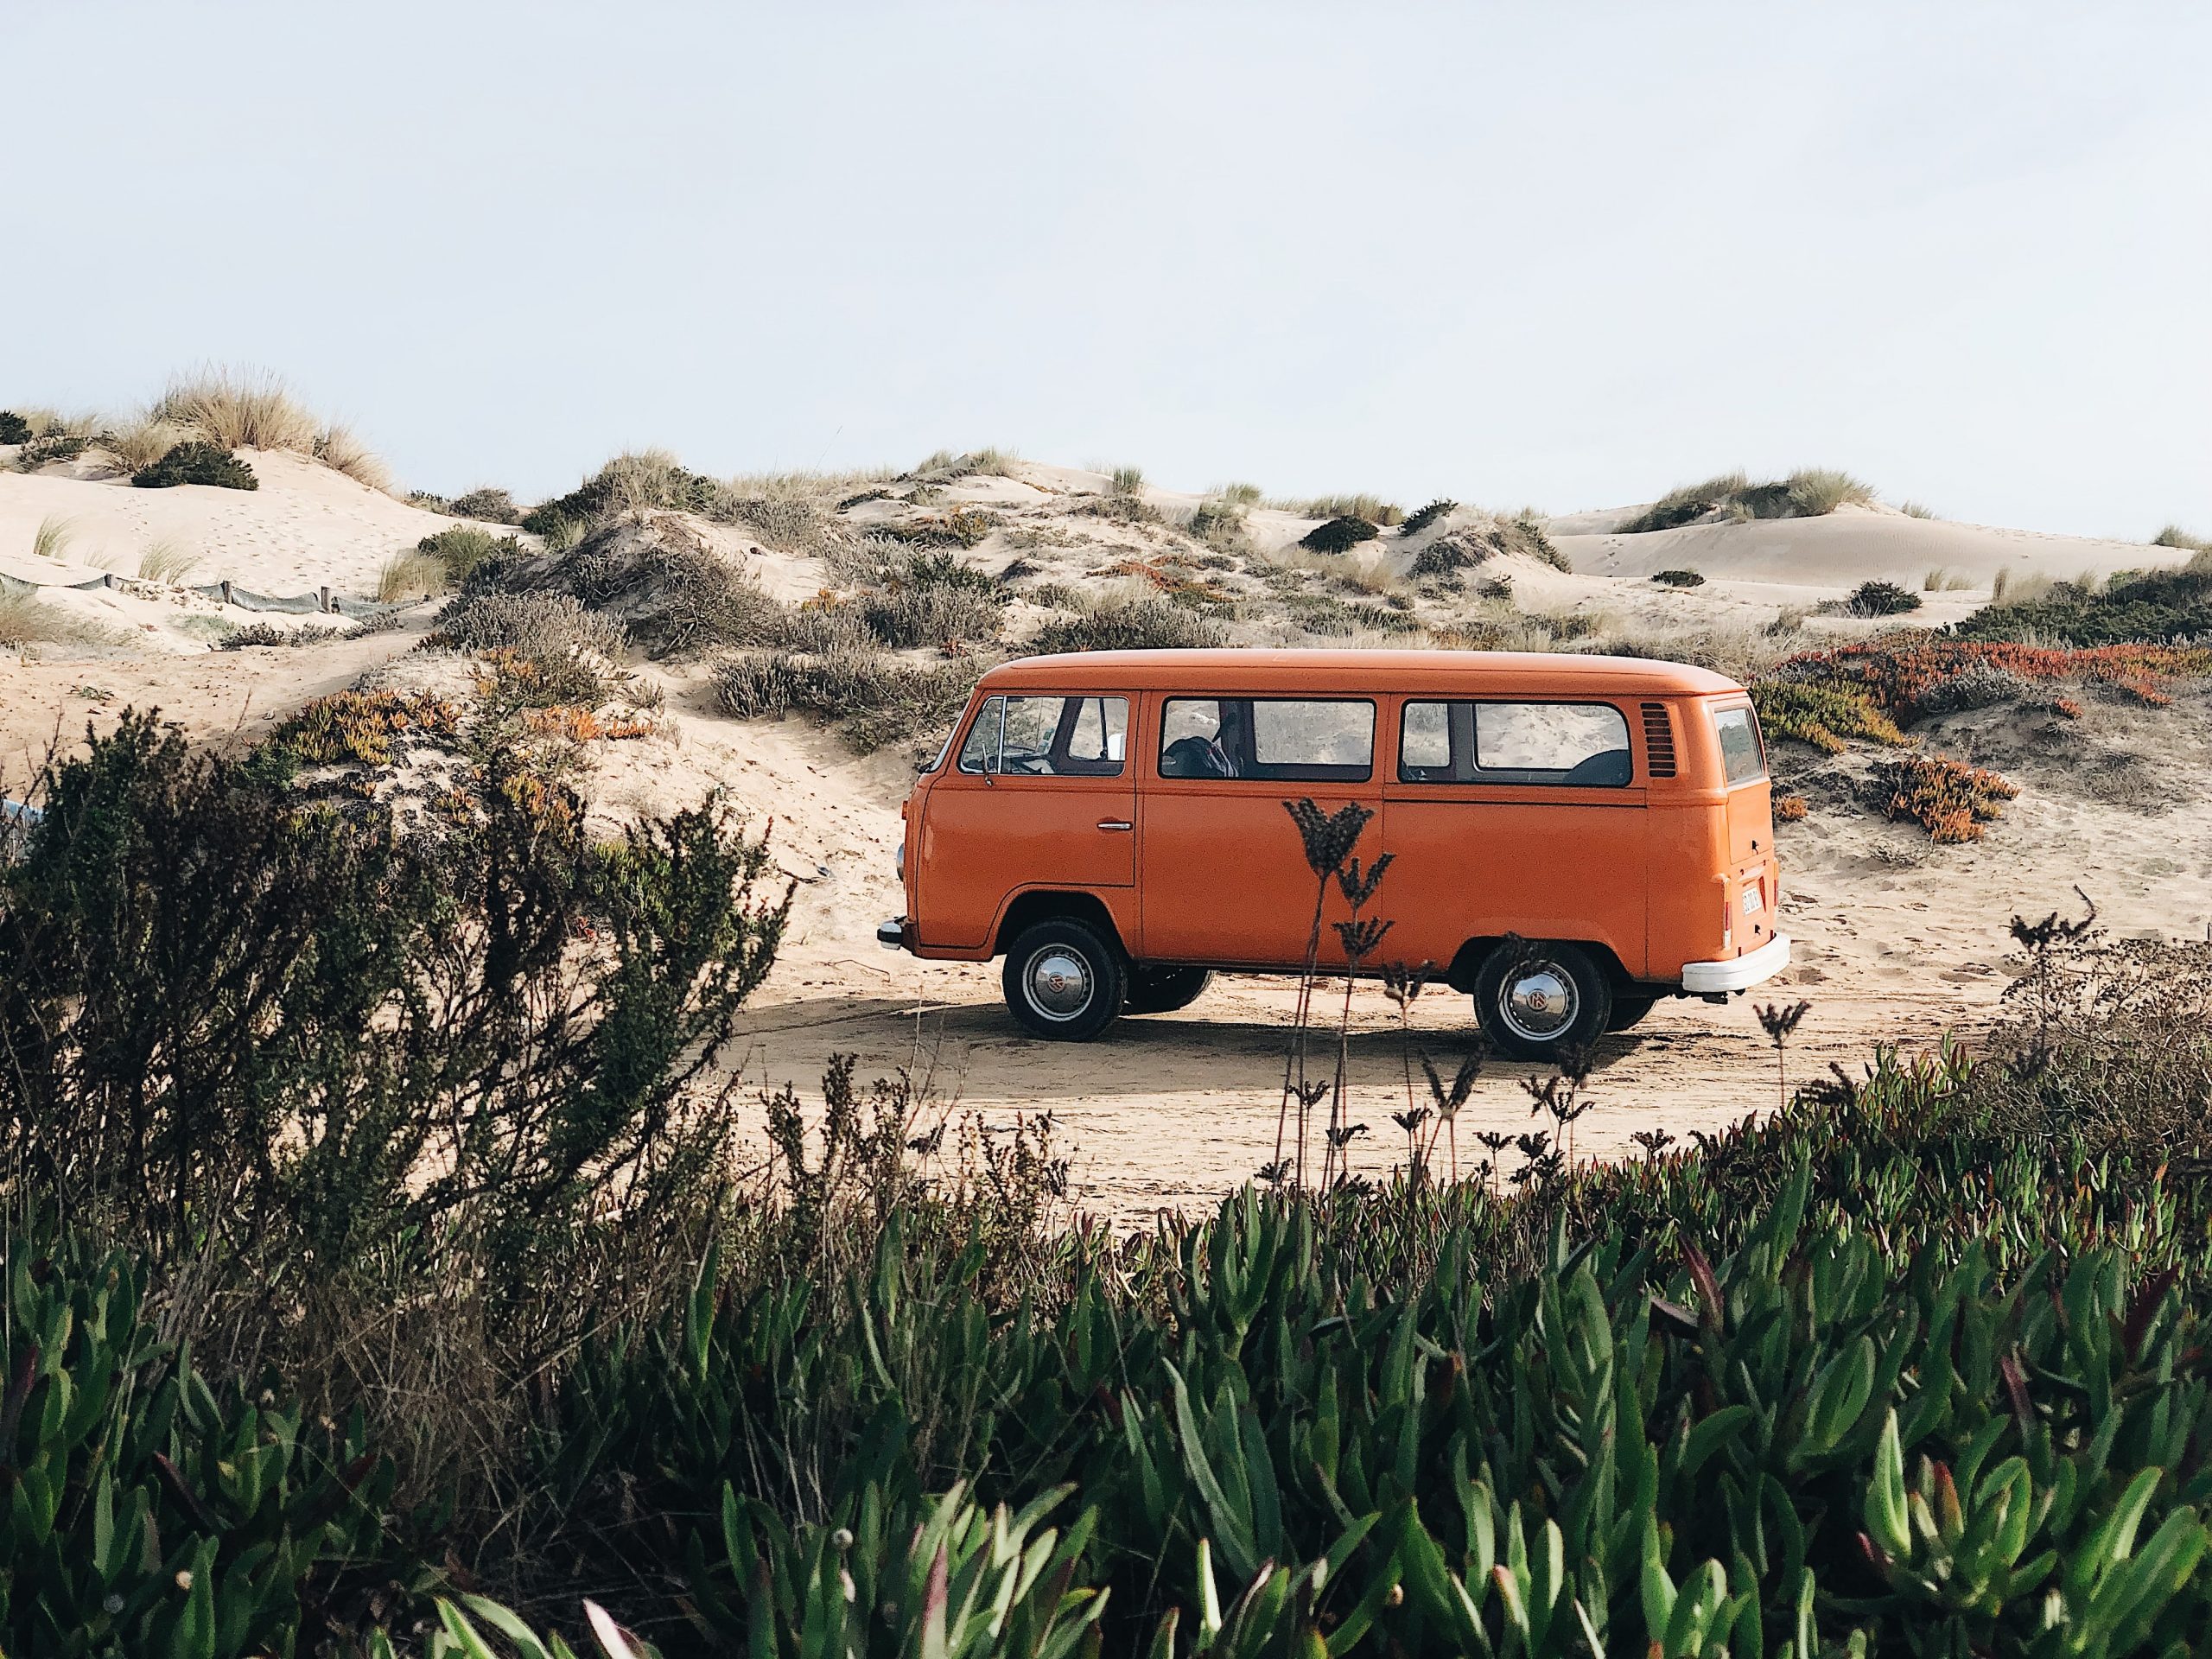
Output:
[{"xmin": 5, "ymin": 3, "xmax": 2209, "ymax": 538}]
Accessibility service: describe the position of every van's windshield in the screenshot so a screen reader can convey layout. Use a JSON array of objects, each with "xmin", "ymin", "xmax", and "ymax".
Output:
[{"xmin": 1712, "ymin": 705, "xmax": 1766, "ymax": 784}]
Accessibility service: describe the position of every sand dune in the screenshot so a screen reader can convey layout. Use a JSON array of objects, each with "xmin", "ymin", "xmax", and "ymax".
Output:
[
  {"xmin": 1552, "ymin": 501, "xmax": 2163, "ymax": 596},
  {"xmin": 0, "ymin": 448, "xmax": 510, "ymax": 598}
]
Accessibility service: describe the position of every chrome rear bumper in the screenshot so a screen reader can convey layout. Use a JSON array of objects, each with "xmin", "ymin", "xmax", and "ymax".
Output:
[{"xmin": 1680, "ymin": 933, "xmax": 1791, "ymax": 995}]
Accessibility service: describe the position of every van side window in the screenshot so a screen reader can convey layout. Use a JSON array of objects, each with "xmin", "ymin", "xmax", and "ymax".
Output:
[
  {"xmin": 1159, "ymin": 698, "xmax": 1373, "ymax": 782},
  {"xmin": 958, "ymin": 695, "xmax": 1128, "ymax": 776},
  {"xmin": 1712, "ymin": 705, "xmax": 1766, "ymax": 784},
  {"xmin": 1398, "ymin": 701, "xmax": 1632, "ymax": 787}
]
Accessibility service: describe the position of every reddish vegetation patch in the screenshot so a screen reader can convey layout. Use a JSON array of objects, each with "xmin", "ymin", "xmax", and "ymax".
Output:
[
  {"xmin": 1881, "ymin": 753, "xmax": 2021, "ymax": 843},
  {"xmin": 1778, "ymin": 639, "xmax": 2212, "ymax": 716},
  {"xmin": 1773, "ymin": 794, "xmax": 1808, "ymax": 823}
]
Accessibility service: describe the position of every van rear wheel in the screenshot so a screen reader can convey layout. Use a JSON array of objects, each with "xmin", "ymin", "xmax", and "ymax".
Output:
[
  {"xmin": 1473, "ymin": 941, "xmax": 1612, "ymax": 1061},
  {"xmin": 1124, "ymin": 966, "xmax": 1211, "ymax": 1016},
  {"xmin": 1003, "ymin": 918, "xmax": 1126, "ymax": 1041},
  {"xmin": 1606, "ymin": 995, "xmax": 1658, "ymax": 1033}
]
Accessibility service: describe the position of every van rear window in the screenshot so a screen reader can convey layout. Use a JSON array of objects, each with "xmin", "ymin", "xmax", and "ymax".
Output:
[
  {"xmin": 1159, "ymin": 698, "xmax": 1373, "ymax": 782},
  {"xmin": 1713, "ymin": 705, "xmax": 1766, "ymax": 784},
  {"xmin": 957, "ymin": 695, "xmax": 1128, "ymax": 775},
  {"xmin": 1399, "ymin": 701, "xmax": 1631, "ymax": 787}
]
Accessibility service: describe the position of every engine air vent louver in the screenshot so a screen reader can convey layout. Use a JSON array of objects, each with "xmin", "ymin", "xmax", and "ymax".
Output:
[{"xmin": 1641, "ymin": 702, "xmax": 1677, "ymax": 778}]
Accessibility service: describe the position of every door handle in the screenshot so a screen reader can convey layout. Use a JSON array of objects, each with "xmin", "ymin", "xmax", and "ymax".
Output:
[{"xmin": 1096, "ymin": 819, "xmax": 1133, "ymax": 832}]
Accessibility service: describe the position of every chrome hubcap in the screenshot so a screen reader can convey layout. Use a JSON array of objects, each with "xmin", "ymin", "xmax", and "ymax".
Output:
[
  {"xmin": 1025, "ymin": 947, "xmax": 1094, "ymax": 1020},
  {"xmin": 1501, "ymin": 962, "xmax": 1577, "ymax": 1041}
]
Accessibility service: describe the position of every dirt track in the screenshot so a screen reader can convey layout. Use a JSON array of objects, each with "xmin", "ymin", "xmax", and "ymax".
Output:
[{"xmin": 726, "ymin": 940, "xmax": 1981, "ymax": 1221}]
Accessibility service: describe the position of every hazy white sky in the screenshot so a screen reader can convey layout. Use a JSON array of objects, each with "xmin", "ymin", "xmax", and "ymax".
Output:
[{"xmin": 7, "ymin": 3, "xmax": 2209, "ymax": 537}]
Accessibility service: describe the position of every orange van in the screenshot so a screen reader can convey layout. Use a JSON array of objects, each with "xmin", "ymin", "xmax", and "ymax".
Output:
[{"xmin": 879, "ymin": 649, "xmax": 1788, "ymax": 1058}]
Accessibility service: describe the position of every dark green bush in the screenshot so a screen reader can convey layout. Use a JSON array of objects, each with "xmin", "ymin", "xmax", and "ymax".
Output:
[
  {"xmin": 1652, "ymin": 568, "xmax": 1706, "ymax": 587},
  {"xmin": 1300, "ymin": 515, "xmax": 1380, "ymax": 554},
  {"xmin": 130, "ymin": 441, "xmax": 257, "ymax": 491},
  {"xmin": 0, "ymin": 712, "xmax": 789, "ymax": 1290},
  {"xmin": 1397, "ymin": 498, "xmax": 1458, "ymax": 536},
  {"xmin": 1951, "ymin": 561, "xmax": 2212, "ymax": 645},
  {"xmin": 1837, "ymin": 579, "xmax": 1923, "ymax": 617},
  {"xmin": 0, "ymin": 410, "xmax": 30, "ymax": 444},
  {"xmin": 18, "ymin": 434, "xmax": 92, "ymax": 473},
  {"xmin": 448, "ymin": 486, "xmax": 522, "ymax": 524}
]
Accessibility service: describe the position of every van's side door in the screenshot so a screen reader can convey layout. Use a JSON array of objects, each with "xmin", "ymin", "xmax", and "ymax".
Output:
[
  {"xmin": 1137, "ymin": 692, "xmax": 1381, "ymax": 968},
  {"xmin": 917, "ymin": 692, "xmax": 1135, "ymax": 952},
  {"xmin": 1380, "ymin": 696, "xmax": 1650, "ymax": 979}
]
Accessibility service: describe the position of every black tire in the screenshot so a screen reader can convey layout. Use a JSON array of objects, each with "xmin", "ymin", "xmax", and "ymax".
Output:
[
  {"xmin": 1124, "ymin": 966, "xmax": 1212, "ymax": 1016},
  {"xmin": 1002, "ymin": 918, "xmax": 1126, "ymax": 1041},
  {"xmin": 1472, "ymin": 941, "xmax": 1613, "ymax": 1061},
  {"xmin": 1606, "ymin": 995, "xmax": 1659, "ymax": 1033}
]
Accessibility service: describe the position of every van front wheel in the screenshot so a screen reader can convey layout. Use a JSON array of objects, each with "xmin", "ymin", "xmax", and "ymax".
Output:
[
  {"xmin": 1473, "ymin": 942, "xmax": 1613, "ymax": 1061},
  {"xmin": 1003, "ymin": 918, "xmax": 1126, "ymax": 1041}
]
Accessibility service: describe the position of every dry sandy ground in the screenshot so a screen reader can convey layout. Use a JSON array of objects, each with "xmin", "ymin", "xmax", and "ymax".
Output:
[{"xmin": 4, "ymin": 454, "xmax": 2206, "ymax": 1221}]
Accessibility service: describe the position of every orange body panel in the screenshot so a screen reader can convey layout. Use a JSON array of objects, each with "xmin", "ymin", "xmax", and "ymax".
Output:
[{"xmin": 893, "ymin": 650, "xmax": 1778, "ymax": 988}]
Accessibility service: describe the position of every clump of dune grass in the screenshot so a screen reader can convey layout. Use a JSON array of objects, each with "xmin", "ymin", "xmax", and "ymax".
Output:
[
  {"xmin": 137, "ymin": 539, "xmax": 201, "ymax": 583},
  {"xmin": 2152, "ymin": 524, "xmax": 2211, "ymax": 555},
  {"xmin": 1624, "ymin": 467, "xmax": 1875, "ymax": 533},
  {"xmin": 97, "ymin": 414, "xmax": 193, "ymax": 474},
  {"xmin": 32, "ymin": 516, "xmax": 74, "ymax": 561},
  {"xmin": 378, "ymin": 551, "xmax": 450, "ymax": 603},
  {"xmin": 1216, "ymin": 480, "xmax": 1263, "ymax": 506},
  {"xmin": 1274, "ymin": 491, "xmax": 1405, "ymax": 526},
  {"xmin": 149, "ymin": 366, "xmax": 394, "ymax": 489},
  {"xmin": 0, "ymin": 592, "xmax": 122, "ymax": 652},
  {"xmin": 1779, "ymin": 467, "xmax": 1875, "ymax": 517},
  {"xmin": 1922, "ymin": 567, "xmax": 1974, "ymax": 593},
  {"xmin": 1898, "ymin": 499, "xmax": 1939, "ymax": 519},
  {"xmin": 1109, "ymin": 464, "xmax": 1146, "ymax": 496},
  {"xmin": 153, "ymin": 367, "xmax": 320, "ymax": 453},
  {"xmin": 313, "ymin": 423, "xmax": 392, "ymax": 490}
]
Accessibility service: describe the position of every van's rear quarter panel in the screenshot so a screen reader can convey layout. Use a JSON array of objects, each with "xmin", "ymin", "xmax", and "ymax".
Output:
[{"xmin": 1380, "ymin": 791, "xmax": 1650, "ymax": 979}]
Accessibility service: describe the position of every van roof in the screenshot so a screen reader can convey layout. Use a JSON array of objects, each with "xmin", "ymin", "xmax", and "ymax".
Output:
[{"xmin": 976, "ymin": 649, "xmax": 1744, "ymax": 696}]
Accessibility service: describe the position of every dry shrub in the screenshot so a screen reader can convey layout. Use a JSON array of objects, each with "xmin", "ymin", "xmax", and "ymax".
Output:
[
  {"xmin": 479, "ymin": 521, "xmax": 784, "ymax": 656},
  {"xmin": 1988, "ymin": 910, "xmax": 2212, "ymax": 1146},
  {"xmin": 429, "ymin": 592, "xmax": 628, "ymax": 706},
  {"xmin": 714, "ymin": 648, "xmax": 980, "ymax": 752},
  {"xmin": 1773, "ymin": 794, "xmax": 1808, "ymax": 822},
  {"xmin": 1028, "ymin": 591, "xmax": 1227, "ymax": 653},
  {"xmin": 450, "ymin": 486, "xmax": 523, "ymax": 524},
  {"xmin": 1878, "ymin": 752, "xmax": 2018, "ymax": 842},
  {"xmin": 861, "ymin": 583, "xmax": 1003, "ymax": 649}
]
